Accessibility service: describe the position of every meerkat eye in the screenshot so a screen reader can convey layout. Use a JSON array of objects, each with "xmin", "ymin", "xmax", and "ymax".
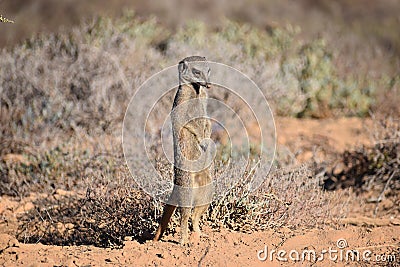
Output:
[{"xmin": 192, "ymin": 69, "xmax": 201, "ymax": 76}]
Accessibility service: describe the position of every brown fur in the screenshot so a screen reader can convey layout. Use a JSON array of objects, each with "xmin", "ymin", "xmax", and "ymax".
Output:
[{"xmin": 153, "ymin": 58, "xmax": 212, "ymax": 245}]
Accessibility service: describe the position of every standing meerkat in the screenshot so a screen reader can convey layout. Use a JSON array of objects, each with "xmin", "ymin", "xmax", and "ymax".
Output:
[{"xmin": 153, "ymin": 56, "xmax": 213, "ymax": 245}]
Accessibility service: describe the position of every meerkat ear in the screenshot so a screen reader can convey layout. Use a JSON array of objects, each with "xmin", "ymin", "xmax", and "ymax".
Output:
[{"xmin": 178, "ymin": 60, "xmax": 188, "ymax": 75}]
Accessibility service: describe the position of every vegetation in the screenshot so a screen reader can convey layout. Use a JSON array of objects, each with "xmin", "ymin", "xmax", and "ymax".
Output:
[
  {"xmin": 323, "ymin": 117, "xmax": 399, "ymax": 195},
  {"xmin": 0, "ymin": 12, "xmax": 398, "ymax": 247}
]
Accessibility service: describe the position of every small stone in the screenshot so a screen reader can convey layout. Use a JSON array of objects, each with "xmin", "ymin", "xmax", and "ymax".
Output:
[
  {"xmin": 333, "ymin": 162, "xmax": 346, "ymax": 176},
  {"xmin": 390, "ymin": 219, "xmax": 400, "ymax": 225},
  {"xmin": 15, "ymin": 202, "xmax": 35, "ymax": 213},
  {"xmin": 124, "ymin": 236, "xmax": 133, "ymax": 241},
  {"xmin": 85, "ymin": 218, "xmax": 96, "ymax": 224},
  {"xmin": 56, "ymin": 222, "xmax": 66, "ymax": 234},
  {"xmin": 381, "ymin": 199, "xmax": 394, "ymax": 210},
  {"xmin": 65, "ymin": 223, "xmax": 74, "ymax": 230}
]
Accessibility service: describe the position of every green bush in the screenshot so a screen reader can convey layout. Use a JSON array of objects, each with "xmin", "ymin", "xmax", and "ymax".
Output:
[{"xmin": 278, "ymin": 38, "xmax": 381, "ymax": 117}]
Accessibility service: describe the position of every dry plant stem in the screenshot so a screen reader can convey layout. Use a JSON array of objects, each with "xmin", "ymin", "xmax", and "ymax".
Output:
[{"xmin": 374, "ymin": 170, "xmax": 396, "ymax": 216}]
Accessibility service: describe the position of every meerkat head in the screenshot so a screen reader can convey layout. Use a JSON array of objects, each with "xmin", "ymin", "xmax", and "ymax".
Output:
[{"xmin": 178, "ymin": 56, "xmax": 211, "ymax": 89}]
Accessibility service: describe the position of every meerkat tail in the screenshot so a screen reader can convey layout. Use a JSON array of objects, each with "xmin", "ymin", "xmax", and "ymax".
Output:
[{"xmin": 153, "ymin": 204, "xmax": 176, "ymax": 241}]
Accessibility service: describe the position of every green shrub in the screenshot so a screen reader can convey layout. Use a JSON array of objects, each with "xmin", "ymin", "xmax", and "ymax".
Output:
[{"xmin": 278, "ymin": 38, "xmax": 381, "ymax": 117}]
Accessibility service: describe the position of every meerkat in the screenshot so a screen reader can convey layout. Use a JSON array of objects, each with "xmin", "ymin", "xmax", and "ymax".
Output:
[{"xmin": 153, "ymin": 56, "xmax": 213, "ymax": 245}]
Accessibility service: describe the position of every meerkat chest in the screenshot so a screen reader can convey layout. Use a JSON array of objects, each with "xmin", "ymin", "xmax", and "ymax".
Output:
[
  {"xmin": 172, "ymin": 85, "xmax": 210, "ymax": 140},
  {"xmin": 188, "ymin": 89, "xmax": 207, "ymax": 117}
]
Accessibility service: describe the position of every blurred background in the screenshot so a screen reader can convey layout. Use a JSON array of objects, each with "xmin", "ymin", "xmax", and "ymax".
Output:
[
  {"xmin": 1, "ymin": 0, "xmax": 399, "ymax": 120},
  {"xmin": 2, "ymin": 0, "xmax": 400, "ymax": 65}
]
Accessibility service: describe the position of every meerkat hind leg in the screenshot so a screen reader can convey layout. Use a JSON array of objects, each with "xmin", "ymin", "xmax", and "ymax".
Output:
[
  {"xmin": 153, "ymin": 204, "xmax": 176, "ymax": 241},
  {"xmin": 180, "ymin": 207, "xmax": 191, "ymax": 245},
  {"xmin": 191, "ymin": 171, "xmax": 212, "ymax": 236},
  {"xmin": 192, "ymin": 204, "xmax": 209, "ymax": 235}
]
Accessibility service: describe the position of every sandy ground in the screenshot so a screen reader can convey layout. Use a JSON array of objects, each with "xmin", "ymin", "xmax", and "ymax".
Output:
[
  {"xmin": 276, "ymin": 117, "xmax": 373, "ymax": 163},
  {"xmin": 277, "ymin": 117, "xmax": 372, "ymax": 152},
  {"xmin": 0, "ymin": 224, "xmax": 399, "ymax": 266},
  {"xmin": 1, "ymin": 117, "xmax": 399, "ymax": 267}
]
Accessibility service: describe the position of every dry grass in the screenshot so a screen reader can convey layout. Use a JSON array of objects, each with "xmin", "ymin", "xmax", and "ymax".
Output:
[
  {"xmin": 323, "ymin": 117, "xmax": 399, "ymax": 191},
  {"xmin": 208, "ymin": 164, "xmax": 346, "ymax": 232},
  {"xmin": 322, "ymin": 117, "xmax": 400, "ymax": 217},
  {"xmin": 14, "ymin": 148, "xmax": 344, "ymax": 247}
]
